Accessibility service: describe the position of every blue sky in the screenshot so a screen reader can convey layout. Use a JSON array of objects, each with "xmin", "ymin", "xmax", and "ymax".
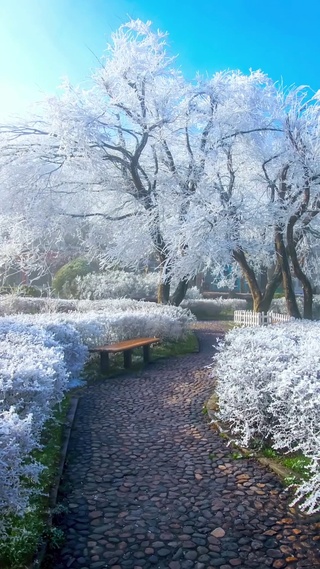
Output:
[{"xmin": 0, "ymin": 0, "xmax": 319, "ymax": 118}]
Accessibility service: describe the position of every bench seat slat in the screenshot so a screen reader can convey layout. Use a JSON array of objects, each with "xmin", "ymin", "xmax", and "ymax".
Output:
[{"xmin": 89, "ymin": 337, "xmax": 160, "ymax": 354}]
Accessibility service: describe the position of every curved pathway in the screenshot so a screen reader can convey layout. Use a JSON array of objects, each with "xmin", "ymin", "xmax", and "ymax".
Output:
[{"xmin": 53, "ymin": 323, "xmax": 320, "ymax": 569}]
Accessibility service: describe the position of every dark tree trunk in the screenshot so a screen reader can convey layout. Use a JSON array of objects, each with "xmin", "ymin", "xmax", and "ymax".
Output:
[
  {"xmin": 157, "ymin": 281, "xmax": 170, "ymax": 304},
  {"xmin": 287, "ymin": 221, "xmax": 313, "ymax": 319},
  {"xmin": 233, "ymin": 250, "xmax": 282, "ymax": 313},
  {"xmin": 302, "ymin": 285, "xmax": 313, "ymax": 320},
  {"xmin": 170, "ymin": 280, "xmax": 189, "ymax": 306},
  {"xmin": 255, "ymin": 264, "xmax": 282, "ymax": 312},
  {"xmin": 233, "ymin": 249, "xmax": 262, "ymax": 311},
  {"xmin": 154, "ymin": 237, "xmax": 171, "ymax": 304},
  {"xmin": 260, "ymin": 267, "xmax": 268, "ymax": 292},
  {"xmin": 275, "ymin": 227, "xmax": 301, "ymax": 318}
]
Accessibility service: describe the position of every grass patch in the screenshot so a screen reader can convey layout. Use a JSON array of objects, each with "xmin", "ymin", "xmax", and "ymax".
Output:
[
  {"xmin": 191, "ymin": 309, "xmax": 234, "ymax": 321},
  {"xmin": 230, "ymin": 451, "xmax": 245, "ymax": 460},
  {"xmin": 153, "ymin": 331, "xmax": 199, "ymax": 358},
  {"xmin": 261, "ymin": 447, "xmax": 278, "ymax": 459},
  {"xmin": 0, "ymin": 398, "xmax": 70, "ymax": 569},
  {"xmin": 260, "ymin": 446, "xmax": 311, "ymax": 483}
]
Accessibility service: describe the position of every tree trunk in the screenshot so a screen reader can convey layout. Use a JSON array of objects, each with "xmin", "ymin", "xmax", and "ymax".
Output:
[
  {"xmin": 151, "ymin": 228, "xmax": 172, "ymax": 304},
  {"xmin": 256, "ymin": 263, "xmax": 282, "ymax": 312},
  {"xmin": 157, "ymin": 281, "xmax": 170, "ymax": 304},
  {"xmin": 281, "ymin": 267, "xmax": 301, "ymax": 318},
  {"xmin": 287, "ymin": 220, "xmax": 313, "ymax": 319},
  {"xmin": 233, "ymin": 249, "xmax": 262, "ymax": 310},
  {"xmin": 170, "ymin": 279, "xmax": 189, "ymax": 306},
  {"xmin": 233, "ymin": 250, "xmax": 282, "ymax": 313},
  {"xmin": 156, "ymin": 244, "xmax": 171, "ymax": 304},
  {"xmin": 275, "ymin": 228, "xmax": 301, "ymax": 318},
  {"xmin": 259, "ymin": 267, "xmax": 268, "ymax": 293},
  {"xmin": 302, "ymin": 285, "xmax": 313, "ymax": 320}
]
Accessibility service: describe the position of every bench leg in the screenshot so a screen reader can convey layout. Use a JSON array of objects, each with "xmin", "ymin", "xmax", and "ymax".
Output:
[
  {"xmin": 100, "ymin": 352, "xmax": 109, "ymax": 373},
  {"xmin": 123, "ymin": 349, "xmax": 132, "ymax": 369},
  {"xmin": 143, "ymin": 344, "xmax": 150, "ymax": 363}
]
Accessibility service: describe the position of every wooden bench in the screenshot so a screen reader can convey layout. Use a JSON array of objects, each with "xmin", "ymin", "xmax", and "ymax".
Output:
[{"xmin": 89, "ymin": 337, "xmax": 161, "ymax": 373}]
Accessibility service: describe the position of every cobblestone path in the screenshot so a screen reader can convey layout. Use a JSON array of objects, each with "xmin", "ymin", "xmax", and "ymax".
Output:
[{"xmin": 53, "ymin": 323, "xmax": 320, "ymax": 569}]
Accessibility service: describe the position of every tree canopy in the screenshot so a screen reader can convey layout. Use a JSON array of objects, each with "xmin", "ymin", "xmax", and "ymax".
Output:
[{"xmin": 1, "ymin": 19, "xmax": 320, "ymax": 312}]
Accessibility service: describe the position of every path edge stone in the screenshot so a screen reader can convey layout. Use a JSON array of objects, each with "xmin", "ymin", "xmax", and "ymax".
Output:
[{"xmin": 31, "ymin": 396, "xmax": 79, "ymax": 569}]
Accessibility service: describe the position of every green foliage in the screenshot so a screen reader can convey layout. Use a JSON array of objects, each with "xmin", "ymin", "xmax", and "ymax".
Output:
[
  {"xmin": 281, "ymin": 455, "xmax": 311, "ymax": 476},
  {"xmin": 52, "ymin": 258, "xmax": 94, "ymax": 296},
  {"xmin": 0, "ymin": 285, "xmax": 13, "ymax": 295},
  {"xmin": 0, "ymin": 285, "xmax": 43, "ymax": 297},
  {"xmin": 230, "ymin": 451, "xmax": 244, "ymax": 460},
  {"xmin": 43, "ymin": 526, "xmax": 65, "ymax": 550},
  {"xmin": 261, "ymin": 446, "xmax": 310, "ymax": 478},
  {"xmin": 283, "ymin": 475, "xmax": 299, "ymax": 487},
  {"xmin": 261, "ymin": 446, "xmax": 278, "ymax": 458},
  {"xmin": 16, "ymin": 285, "xmax": 43, "ymax": 297},
  {"xmin": 0, "ymin": 398, "xmax": 70, "ymax": 568}
]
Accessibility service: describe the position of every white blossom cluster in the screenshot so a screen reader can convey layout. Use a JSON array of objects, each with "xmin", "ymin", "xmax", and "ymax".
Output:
[
  {"xmin": 65, "ymin": 270, "xmax": 159, "ymax": 300},
  {"xmin": 181, "ymin": 297, "xmax": 247, "ymax": 317},
  {"xmin": 214, "ymin": 322, "xmax": 320, "ymax": 513}
]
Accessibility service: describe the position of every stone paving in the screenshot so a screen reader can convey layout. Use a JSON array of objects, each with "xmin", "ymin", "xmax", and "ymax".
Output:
[{"xmin": 52, "ymin": 322, "xmax": 320, "ymax": 569}]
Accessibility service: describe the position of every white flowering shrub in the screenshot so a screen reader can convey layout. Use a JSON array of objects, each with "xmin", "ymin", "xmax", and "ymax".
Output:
[
  {"xmin": 0, "ymin": 409, "xmax": 43, "ymax": 523},
  {"xmin": 184, "ymin": 287, "xmax": 203, "ymax": 299},
  {"xmin": 64, "ymin": 270, "xmax": 159, "ymax": 299},
  {"xmin": 0, "ymin": 319, "xmax": 70, "ymax": 534},
  {"xmin": 270, "ymin": 295, "xmax": 320, "ymax": 319},
  {"xmin": 214, "ymin": 321, "xmax": 320, "ymax": 513},
  {"xmin": 0, "ymin": 295, "xmax": 78, "ymax": 316},
  {"xmin": 0, "ymin": 331, "xmax": 67, "ymax": 427},
  {"xmin": 9, "ymin": 316, "xmax": 88, "ymax": 379},
  {"xmin": 181, "ymin": 297, "xmax": 247, "ymax": 318},
  {"xmin": 14, "ymin": 299, "xmax": 194, "ymax": 346}
]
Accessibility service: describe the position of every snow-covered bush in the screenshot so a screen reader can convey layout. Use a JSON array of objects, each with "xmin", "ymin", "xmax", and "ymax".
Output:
[
  {"xmin": 0, "ymin": 409, "xmax": 43, "ymax": 524},
  {"xmin": 14, "ymin": 299, "xmax": 194, "ymax": 346},
  {"xmin": 0, "ymin": 295, "xmax": 78, "ymax": 316},
  {"xmin": 270, "ymin": 296, "xmax": 301, "ymax": 315},
  {"xmin": 0, "ymin": 315, "xmax": 87, "ymax": 381},
  {"xmin": 270, "ymin": 295, "xmax": 320, "ymax": 319},
  {"xmin": 214, "ymin": 321, "xmax": 320, "ymax": 513},
  {"xmin": 0, "ymin": 320, "xmax": 69, "ymax": 424},
  {"xmin": 0, "ymin": 319, "xmax": 70, "ymax": 534},
  {"xmin": 181, "ymin": 297, "xmax": 247, "ymax": 318},
  {"xmin": 64, "ymin": 270, "xmax": 159, "ymax": 299},
  {"xmin": 184, "ymin": 286, "xmax": 203, "ymax": 300},
  {"xmin": 35, "ymin": 321, "xmax": 88, "ymax": 378}
]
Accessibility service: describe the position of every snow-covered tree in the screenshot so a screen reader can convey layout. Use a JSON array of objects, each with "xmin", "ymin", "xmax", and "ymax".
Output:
[
  {"xmin": 1, "ymin": 20, "xmax": 320, "ymax": 312},
  {"xmin": 174, "ymin": 79, "xmax": 320, "ymax": 316},
  {"xmin": 0, "ymin": 20, "xmax": 192, "ymax": 303}
]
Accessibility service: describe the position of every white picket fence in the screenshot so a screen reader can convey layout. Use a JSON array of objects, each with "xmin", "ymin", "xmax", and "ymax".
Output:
[
  {"xmin": 234, "ymin": 310, "xmax": 292, "ymax": 327},
  {"xmin": 270, "ymin": 312, "xmax": 292, "ymax": 324}
]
